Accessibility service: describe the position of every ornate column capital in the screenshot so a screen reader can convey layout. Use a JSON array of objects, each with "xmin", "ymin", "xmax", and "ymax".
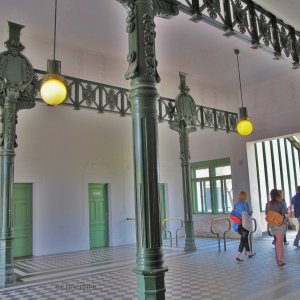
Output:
[
  {"xmin": 153, "ymin": 0, "xmax": 179, "ymax": 18},
  {"xmin": 0, "ymin": 22, "xmax": 38, "ymax": 111},
  {"xmin": 118, "ymin": 0, "xmax": 179, "ymax": 18},
  {"xmin": 169, "ymin": 72, "xmax": 197, "ymax": 129}
]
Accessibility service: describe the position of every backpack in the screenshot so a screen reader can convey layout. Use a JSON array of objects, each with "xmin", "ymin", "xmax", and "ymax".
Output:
[{"xmin": 265, "ymin": 202, "xmax": 284, "ymax": 227}]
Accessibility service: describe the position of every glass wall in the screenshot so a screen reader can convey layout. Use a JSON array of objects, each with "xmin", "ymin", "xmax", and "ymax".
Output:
[
  {"xmin": 255, "ymin": 137, "xmax": 300, "ymax": 211},
  {"xmin": 191, "ymin": 158, "xmax": 233, "ymax": 214}
]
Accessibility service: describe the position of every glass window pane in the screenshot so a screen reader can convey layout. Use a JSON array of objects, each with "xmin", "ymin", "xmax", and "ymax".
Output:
[
  {"xmin": 192, "ymin": 159, "xmax": 232, "ymax": 214},
  {"xmin": 280, "ymin": 139, "xmax": 290, "ymax": 201},
  {"xmin": 225, "ymin": 179, "xmax": 233, "ymax": 212},
  {"xmin": 287, "ymin": 142, "xmax": 295, "ymax": 205},
  {"xmin": 196, "ymin": 182, "xmax": 202, "ymax": 213},
  {"xmin": 265, "ymin": 142, "xmax": 274, "ymax": 191},
  {"xmin": 203, "ymin": 181, "xmax": 212, "ymax": 213},
  {"xmin": 215, "ymin": 166, "xmax": 231, "ymax": 177},
  {"xmin": 272, "ymin": 140, "xmax": 282, "ymax": 190},
  {"xmin": 196, "ymin": 168, "xmax": 209, "ymax": 178},
  {"xmin": 257, "ymin": 142, "xmax": 268, "ymax": 209},
  {"xmin": 215, "ymin": 180, "xmax": 223, "ymax": 213},
  {"xmin": 294, "ymin": 148, "xmax": 300, "ymax": 188}
]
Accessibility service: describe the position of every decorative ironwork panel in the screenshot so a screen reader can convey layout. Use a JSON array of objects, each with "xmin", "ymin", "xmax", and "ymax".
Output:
[
  {"xmin": 175, "ymin": 0, "xmax": 300, "ymax": 68},
  {"xmin": 230, "ymin": 0, "xmax": 251, "ymax": 36},
  {"xmin": 158, "ymin": 97, "xmax": 176, "ymax": 122},
  {"xmin": 192, "ymin": 0, "xmax": 226, "ymax": 25},
  {"xmin": 34, "ymin": 70, "xmax": 131, "ymax": 116},
  {"xmin": 227, "ymin": 112, "xmax": 238, "ymax": 131},
  {"xmin": 277, "ymin": 21, "xmax": 293, "ymax": 59},
  {"xmin": 255, "ymin": 8, "xmax": 273, "ymax": 48}
]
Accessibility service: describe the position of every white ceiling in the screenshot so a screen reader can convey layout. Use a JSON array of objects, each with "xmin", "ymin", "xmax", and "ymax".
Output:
[{"xmin": 0, "ymin": 0, "xmax": 299, "ymax": 91}]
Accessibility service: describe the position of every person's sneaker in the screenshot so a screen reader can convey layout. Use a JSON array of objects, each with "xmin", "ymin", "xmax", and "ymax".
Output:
[
  {"xmin": 293, "ymin": 243, "xmax": 300, "ymax": 249},
  {"xmin": 284, "ymin": 242, "xmax": 289, "ymax": 246}
]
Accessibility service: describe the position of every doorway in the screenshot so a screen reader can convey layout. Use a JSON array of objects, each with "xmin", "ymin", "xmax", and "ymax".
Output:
[
  {"xmin": 88, "ymin": 183, "xmax": 109, "ymax": 248},
  {"xmin": 13, "ymin": 183, "xmax": 33, "ymax": 258}
]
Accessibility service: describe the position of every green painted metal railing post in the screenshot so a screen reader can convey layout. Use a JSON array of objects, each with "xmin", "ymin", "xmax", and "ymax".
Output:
[
  {"xmin": 119, "ymin": 1, "xmax": 167, "ymax": 298},
  {"xmin": 0, "ymin": 22, "xmax": 36, "ymax": 287}
]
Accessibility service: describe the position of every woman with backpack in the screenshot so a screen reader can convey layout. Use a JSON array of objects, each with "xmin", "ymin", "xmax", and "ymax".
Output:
[
  {"xmin": 265, "ymin": 189, "xmax": 289, "ymax": 267},
  {"xmin": 272, "ymin": 190, "xmax": 289, "ymax": 246},
  {"xmin": 231, "ymin": 191, "xmax": 256, "ymax": 262}
]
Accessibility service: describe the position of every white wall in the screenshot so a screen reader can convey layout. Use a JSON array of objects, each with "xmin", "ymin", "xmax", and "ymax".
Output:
[{"xmin": 14, "ymin": 103, "xmax": 187, "ymax": 255}]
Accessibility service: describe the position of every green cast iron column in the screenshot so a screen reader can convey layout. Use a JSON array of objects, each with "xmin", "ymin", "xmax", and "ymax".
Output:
[
  {"xmin": 0, "ymin": 22, "xmax": 37, "ymax": 287},
  {"xmin": 178, "ymin": 121, "xmax": 197, "ymax": 252},
  {"xmin": 0, "ymin": 91, "xmax": 17, "ymax": 286},
  {"xmin": 169, "ymin": 73, "xmax": 197, "ymax": 252},
  {"xmin": 119, "ymin": 1, "xmax": 167, "ymax": 299}
]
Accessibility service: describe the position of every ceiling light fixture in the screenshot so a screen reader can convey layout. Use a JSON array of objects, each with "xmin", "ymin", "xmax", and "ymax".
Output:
[
  {"xmin": 234, "ymin": 49, "xmax": 253, "ymax": 136},
  {"xmin": 40, "ymin": 0, "xmax": 67, "ymax": 106}
]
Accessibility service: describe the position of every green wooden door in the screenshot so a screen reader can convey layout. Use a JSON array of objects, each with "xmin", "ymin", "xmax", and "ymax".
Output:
[
  {"xmin": 89, "ymin": 184, "xmax": 108, "ymax": 249},
  {"xmin": 13, "ymin": 183, "xmax": 33, "ymax": 258},
  {"xmin": 159, "ymin": 184, "xmax": 167, "ymax": 239}
]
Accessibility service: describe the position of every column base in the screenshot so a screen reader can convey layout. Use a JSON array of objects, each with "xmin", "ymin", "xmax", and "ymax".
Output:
[
  {"xmin": 136, "ymin": 268, "xmax": 167, "ymax": 300},
  {"xmin": 184, "ymin": 238, "xmax": 197, "ymax": 253},
  {"xmin": 136, "ymin": 248, "xmax": 168, "ymax": 300},
  {"xmin": 0, "ymin": 272, "xmax": 16, "ymax": 288},
  {"xmin": 0, "ymin": 239, "xmax": 15, "ymax": 288},
  {"xmin": 184, "ymin": 220, "xmax": 197, "ymax": 252}
]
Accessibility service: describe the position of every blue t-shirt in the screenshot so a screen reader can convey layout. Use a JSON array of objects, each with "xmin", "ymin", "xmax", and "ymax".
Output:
[
  {"xmin": 291, "ymin": 192, "xmax": 300, "ymax": 218},
  {"xmin": 232, "ymin": 200, "xmax": 252, "ymax": 232}
]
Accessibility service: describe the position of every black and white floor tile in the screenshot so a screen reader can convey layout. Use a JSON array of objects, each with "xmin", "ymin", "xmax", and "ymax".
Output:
[{"xmin": 1, "ymin": 236, "xmax": 299, "ymax": 299}]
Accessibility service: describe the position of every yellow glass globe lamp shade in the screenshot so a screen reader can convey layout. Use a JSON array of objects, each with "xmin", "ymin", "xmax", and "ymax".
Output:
[
  {"xmin": 237, "ymin": 107, "xmax": 253, "ymax": 136},
  {"xmin": 40, "ymin": 74, "xmax": 67, "ymax": 106},
  {"xmin": 237, "ymin": 118, "xmax": 253, "ymax": 136}
]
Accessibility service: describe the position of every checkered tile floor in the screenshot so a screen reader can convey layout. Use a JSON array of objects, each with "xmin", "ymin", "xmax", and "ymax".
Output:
[
  {"xmin": 1, "ymin": 236, "xmax": 299, "ymax": 299},
  {"xmin": 14, "ymin": 245, "xmax": 137, "ymax": 274}
]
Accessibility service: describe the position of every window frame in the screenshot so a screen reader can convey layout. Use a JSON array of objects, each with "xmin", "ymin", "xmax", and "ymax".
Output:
[{"xmin": 191, "ymin": 158, "xmax": 232, "ymax": 214}]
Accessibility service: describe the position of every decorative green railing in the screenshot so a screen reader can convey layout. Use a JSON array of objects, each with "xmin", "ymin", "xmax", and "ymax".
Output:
[
  {"xmin": 32, "ymin": 69, "xmax": 237, "ymax": 132},
  {"xmin": 177, "ymin": 0, "xmax": 300, "ymax": 68}
]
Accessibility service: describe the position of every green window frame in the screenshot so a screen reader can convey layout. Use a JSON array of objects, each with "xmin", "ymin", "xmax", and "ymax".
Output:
[{"xmin": 191, "ymin": 158, "xmax": 233, "ymax": 214}]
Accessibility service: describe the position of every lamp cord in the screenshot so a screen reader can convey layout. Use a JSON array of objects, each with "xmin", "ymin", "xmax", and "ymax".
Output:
[
  {"xmin": 236, "ymin": 51, "xmax": 244, "ymax": 108},
  {"xmin": 53, "ymin": 0, "xmax": 57, "ymax": 60}
]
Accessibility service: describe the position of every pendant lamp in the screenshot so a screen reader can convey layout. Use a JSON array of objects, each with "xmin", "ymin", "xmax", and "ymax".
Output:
[
  {"xmin": 40, "ymin": 0, "xmax": 67, "ymax": 106},
  {"xmin": 234, "ymin": 49, "xmax": 253, "ymax": 136}
]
